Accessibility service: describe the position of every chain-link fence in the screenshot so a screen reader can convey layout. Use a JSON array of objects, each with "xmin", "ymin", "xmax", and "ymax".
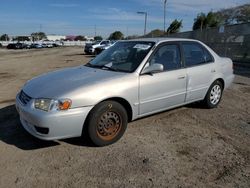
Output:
[{"xmin": 168, "ymin": 23, "xmax": 250, "ymax": 63}]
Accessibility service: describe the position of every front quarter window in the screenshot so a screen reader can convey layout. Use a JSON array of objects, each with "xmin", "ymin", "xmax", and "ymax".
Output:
[
  {"xmin": 148, "ymin": 44, "xmax": 181, "ymax": 71},
  {"xmin": 86, "ymin": 41, "xmax": 155, "ymax": 73}
]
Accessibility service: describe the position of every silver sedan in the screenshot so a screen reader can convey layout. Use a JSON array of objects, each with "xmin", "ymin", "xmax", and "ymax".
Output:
[{"xmin": 16, "ymin": 38, "xmax": 234, "ymax": 146}]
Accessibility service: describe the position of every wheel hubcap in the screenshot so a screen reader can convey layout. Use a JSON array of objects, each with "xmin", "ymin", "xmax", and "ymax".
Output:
[
  {"xmin": 96, "ymin": 111, "xmax": 122, "ymax": 141},
  {"xmin": 210, "ymin": 85, "xmax": 221, "ymax": 105}
]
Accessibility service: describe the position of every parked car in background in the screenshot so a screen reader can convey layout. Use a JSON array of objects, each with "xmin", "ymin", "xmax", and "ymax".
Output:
[
  {"xmin": 7, "ymin": 43, "xmax": 16, "ymax": 49},
  {"xmin": 0, "ymin": 43, "xmax": 2, "ymax": 48},
  {"xmin": 16, "ymin": 38, "xmax": 234, "ymax": 146},
  {"xmin": 25, "ymin": 44, "xmax": 31, "ymax": 49},
  {"xmin": 42, "ymin": 43, "xmax": 48, "ymax": 48},
  {"xmin": 7, "ymin": 43, "xmax": 27, "ymax": 49},
  {"xmin": 30, "ymin": 43, "xmax": 43, "ymax": 49},
  {"xmin": 46, "ymin": 43, "xmax": 54, "ymax": 48},
  {"xmin": 95, "ymin": 41, "xmax": 117, "ymax": 55},
  {"xmin": 52, "ymin": 43, "xmax": 59, "ymax": 47},
  {"xmin": 84, "ymin": 40, "xmax": 111, "ymax": 55}
]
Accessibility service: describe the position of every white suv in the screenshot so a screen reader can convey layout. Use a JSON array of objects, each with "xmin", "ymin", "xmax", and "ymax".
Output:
[{"xmin": 84, "ymin": 40, "xmax": 110, "ymax": 55}]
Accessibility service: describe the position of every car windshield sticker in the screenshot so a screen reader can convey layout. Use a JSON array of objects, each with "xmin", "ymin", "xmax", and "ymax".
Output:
[{"xmin": 133, "ymin": 44, "xmax": 151, "ymax": 50}]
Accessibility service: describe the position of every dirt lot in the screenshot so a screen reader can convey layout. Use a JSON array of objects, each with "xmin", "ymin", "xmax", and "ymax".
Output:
[{"xmin": 0, "ymin": 47, "xmax": 250, "ymax": 188}]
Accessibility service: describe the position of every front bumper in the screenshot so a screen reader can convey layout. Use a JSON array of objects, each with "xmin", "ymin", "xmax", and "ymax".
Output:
[
  {"xmin": 15, "ymin": 93, "xmax": 93, "ymax": 140},
  {"xmin": 84, "ymin": 47, "xmax": 95, "ymax": 54}
]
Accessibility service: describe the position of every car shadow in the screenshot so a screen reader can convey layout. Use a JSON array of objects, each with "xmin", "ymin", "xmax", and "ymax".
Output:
[
  {"xmin": 0, "ymin": 105, "xmax": 59, "ymax": 150},
  {"xmin": 0, "ymin": 105, "xmax": 94, "ymax": 150},
  {"xmin": 132, "ymin": 101, "xmax": 211, "ymax": 123},
  {"xmin": 84, "ymin": 54, "xmax": 96, "ymax": 58},
  {"xmin": 62, "ymin": 137, "xmax": 96, "ymax": 147},
  {"xmin": 185, "ymin": 101, "xmax": 208, "ymax": 109},
  {"xmin": 64, "ymin": 53, "xmax": 85, "ymax": 56},
  {"xmin": 64, "ymin": 53, "xmax": 96, "ymax": 58}
]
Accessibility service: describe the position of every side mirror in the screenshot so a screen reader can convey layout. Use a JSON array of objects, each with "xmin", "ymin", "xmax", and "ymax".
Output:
[{"xmin": 141, "ymin": 63, "xmax": 164, "ymax": 75}]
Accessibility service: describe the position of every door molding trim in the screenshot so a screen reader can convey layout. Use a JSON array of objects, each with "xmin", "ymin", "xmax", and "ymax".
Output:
[{"xmin": 140, "ymin": 91, "xmax": 186, "ymax": 105}]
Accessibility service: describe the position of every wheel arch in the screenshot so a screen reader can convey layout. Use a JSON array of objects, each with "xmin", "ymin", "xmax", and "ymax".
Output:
[
  {"xmin": 100, "ymin": 97, "xmax": 133, "ymax": 122},
  {"xmin": 214, "ymin": 78, "xmax": 225, "ymax": 90},
  {"xmin": 84, "ymin": 97, "xmax": 133, "ymax": 125}
]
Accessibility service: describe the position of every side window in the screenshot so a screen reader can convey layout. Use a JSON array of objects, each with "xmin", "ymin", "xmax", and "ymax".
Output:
[
  {"xmin": 182, "ymin": 42, "xmax": 211, "ymax": 67},
  {"xmin": 203, "ymin": 47, "xmax": 214, "ymax": 63},
  {"xmin": 149, "ymin": 44, "xmax": 181, "ymax": 71}
]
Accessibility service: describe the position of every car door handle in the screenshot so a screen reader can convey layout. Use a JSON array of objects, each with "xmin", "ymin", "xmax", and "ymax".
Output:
[
  {"xmin": 211, "ymin": 69, "xmax": 216, "ymax": 73},
  {"xmin": 177, "ymin": 76, "xmax": 186, "ymax": 79}
]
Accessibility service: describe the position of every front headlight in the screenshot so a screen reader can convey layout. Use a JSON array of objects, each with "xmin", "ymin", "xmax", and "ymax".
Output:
[{"xmin": 34, "ymin": 98, "xmax": 72, "ymax": 112}]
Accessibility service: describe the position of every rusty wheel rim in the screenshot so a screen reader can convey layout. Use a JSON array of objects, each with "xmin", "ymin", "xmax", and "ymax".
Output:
[{"xmin": 96, "ymin": 111, "xmax": 122, "ymax": 141}]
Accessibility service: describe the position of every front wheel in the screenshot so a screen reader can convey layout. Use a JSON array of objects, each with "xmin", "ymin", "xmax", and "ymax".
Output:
[
  {"xmin": 203, "ymin": 80, "xmax": 223, "ymax": 108},
  {"xmin": 85, "ymin": 101, "xmax": 128, "ymax": 146}
]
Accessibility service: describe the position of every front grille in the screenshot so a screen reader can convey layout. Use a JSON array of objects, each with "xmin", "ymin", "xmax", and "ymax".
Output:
[{"xmin": 19, "ymin": 90, "xmax": 32, "ymax": 105}]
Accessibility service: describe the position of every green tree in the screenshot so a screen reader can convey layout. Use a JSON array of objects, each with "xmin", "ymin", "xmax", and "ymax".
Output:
[
  {"xmin": 215, "ymin": 4, "xmax": 250, "ymax": 24},
  {"xmin": 0, "ymin": 34, "xmax": 9, "ymax": 41},
  {"xmin": 167, "ymin": 19, "xmax": 183, "ymax": 34},
  {"xmin": 31, "ymin": 32, "xmax": 47, "ymax": 41},
  {"xmin": 206, "ymin": 12, "xmax": 220, "ymax": 27},
  {"xmin": 193, "ymin": 12, "xmax": 220, "ymax": 31},
  {"xmin": 193, "ymin": 13, "xmax": 207, "ymax": 31},
  {"xmin": 108, "ymin": 31, "xmax": 124, "ymax": 40},
  {"xmin": 236, "ymin": 4, "xmax": 250, "ymax": 23},
  {"xmin": 74, "ymin": 35, "xmax": 87, "ymax": 41},
  {"xmin": 94, "ymin": 36, "xmax": 103, "ymax": 41}
]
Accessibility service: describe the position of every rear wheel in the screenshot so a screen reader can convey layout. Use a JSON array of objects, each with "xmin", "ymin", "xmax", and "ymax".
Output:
[
  {"xmin": 203, "ymin": 80, "xmax": 223, "ymax": 108},
  {"xmin": 86, "ymin": 101, "xmax": 128, "ymax": 146}
]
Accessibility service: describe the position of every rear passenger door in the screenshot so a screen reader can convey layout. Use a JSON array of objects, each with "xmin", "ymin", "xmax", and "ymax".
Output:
[{"xmin": 181, "ymin": 42, "xmax": 216, "ymax": 102}]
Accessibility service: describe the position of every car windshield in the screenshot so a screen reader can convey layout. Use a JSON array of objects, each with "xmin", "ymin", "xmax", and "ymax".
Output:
[{"xmin": 85, "ymin": 41, "xmax": 155, "ymax": 73}]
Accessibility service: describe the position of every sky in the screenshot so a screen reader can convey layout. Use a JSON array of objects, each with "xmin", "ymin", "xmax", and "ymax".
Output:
[{"xmin": 0, "ymin": 0, "xmax": 248, "ymax": 38}]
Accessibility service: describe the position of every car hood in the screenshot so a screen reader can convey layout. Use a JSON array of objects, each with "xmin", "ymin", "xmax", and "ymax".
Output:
[
  {"xmin": 92, "ymin": 44, "xmax": 104, "ymax": 48},
  {"xmin": 22, "ymin": 66, "xmax": 126, "ymax": 99}
]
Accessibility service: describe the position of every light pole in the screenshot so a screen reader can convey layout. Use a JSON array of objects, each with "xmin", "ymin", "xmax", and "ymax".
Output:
[
  {"xmin": 94, "ymin": 25, "xmax": 96, "ymax": 37},
  {"xmin": 137, "ymin": 11, "xmax": 147, "ymax": 36},
  {"xmin": 164, "ymin": 0, "xmax": 167, "ymax": 32}
]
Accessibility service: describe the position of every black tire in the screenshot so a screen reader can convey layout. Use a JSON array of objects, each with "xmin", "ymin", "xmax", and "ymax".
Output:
[
  {"xmin": 85, "ymin": 101, "xmax": 128, "ymax": 146},
  {"xmin": 203, "ymin": 80, "xmax": 223, "ymax": 109}
]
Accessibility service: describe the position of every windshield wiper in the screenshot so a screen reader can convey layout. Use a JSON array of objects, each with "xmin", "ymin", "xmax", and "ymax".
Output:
[
  {"xmin": 85, "ymin": 63, "xmax": 118, "ymax": 71},
  {"xmin": 85, "ymin": 63, "xmax": 129, "ymax": 73},
  {"xmin": 101, "ymin": 65, "xmax": 118, "ymax": 71}
]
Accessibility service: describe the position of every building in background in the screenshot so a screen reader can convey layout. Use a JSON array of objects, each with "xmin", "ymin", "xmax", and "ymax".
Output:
[
  {"xmin": 65, "ymin": 35, "xmax": 77, "ymax": 41},
  {"xmin": 85, "ymin": 36, "xmax": 94, "ymax": 41},
  {"xmin": 47, "ymin": 35, "xmax": 66, "ymax": 41}
]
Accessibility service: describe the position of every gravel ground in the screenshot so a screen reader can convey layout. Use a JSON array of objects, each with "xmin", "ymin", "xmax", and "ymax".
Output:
[{"xmin": 0, "ymin": 47, "xmax": 249, "ymax": 188}]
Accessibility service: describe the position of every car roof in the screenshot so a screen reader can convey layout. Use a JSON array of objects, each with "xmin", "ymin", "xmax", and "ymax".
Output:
[{"xmin": 128, "ymin": 37, "xmax": 199, "ymax": 44}]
